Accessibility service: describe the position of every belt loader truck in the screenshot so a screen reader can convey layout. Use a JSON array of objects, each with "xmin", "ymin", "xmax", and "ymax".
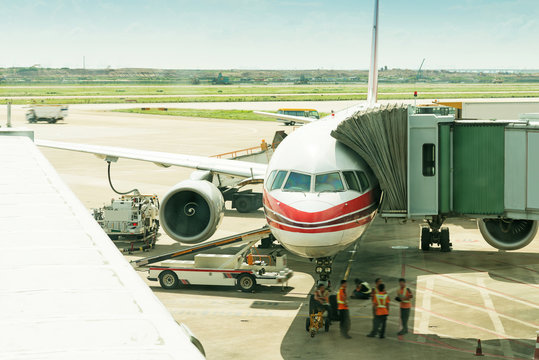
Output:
[{"xmin": 132, "ymin": 227, "xmax": 293, "ymax": 292}]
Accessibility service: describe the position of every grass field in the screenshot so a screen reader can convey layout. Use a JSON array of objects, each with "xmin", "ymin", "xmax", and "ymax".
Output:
[
  {"xmin": 114, "ymin": 108, "xmax": 329, "ymax": 121},
  {"xmin": 2, "ymin": 83, "xmax": 539, "ymax": 97},
  {"xmin": 3, "ymin": 92, "xmax": 539, "ymax": 105},
  {"xmin": 1, "ymin": 83, "xmax": 538, "ymax": 105}
]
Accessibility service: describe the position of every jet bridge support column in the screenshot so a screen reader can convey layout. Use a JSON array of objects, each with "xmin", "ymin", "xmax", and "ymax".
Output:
[{"xmin": 407, "ymin": 109, "xmax": 454, "ymax": 251}]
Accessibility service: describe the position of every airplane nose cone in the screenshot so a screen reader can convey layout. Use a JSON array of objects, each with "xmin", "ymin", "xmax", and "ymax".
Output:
[
  {"xmin": 288, "ymin": 199, "xmax": 335, "ymax": 213},
  {"xmin": 276, "ymin": 230, "xmax": 345, "ymax": 258}
]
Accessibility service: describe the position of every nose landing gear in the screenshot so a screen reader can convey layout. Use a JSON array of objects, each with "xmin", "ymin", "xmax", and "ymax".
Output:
[{"xmin": 314, "ymin": 257, "xmax": 333, "ymax": 281}]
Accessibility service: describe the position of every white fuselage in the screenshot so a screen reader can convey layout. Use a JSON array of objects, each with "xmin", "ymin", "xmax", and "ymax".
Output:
[{"xmin": 263, "ymin": 105, "xmax": 380, "ymax": 258}]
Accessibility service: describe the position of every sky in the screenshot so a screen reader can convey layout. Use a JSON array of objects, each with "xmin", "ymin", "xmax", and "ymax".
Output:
[{"xmin": 0, "ymin": 0, "xmax": 538, "ymax": 70}]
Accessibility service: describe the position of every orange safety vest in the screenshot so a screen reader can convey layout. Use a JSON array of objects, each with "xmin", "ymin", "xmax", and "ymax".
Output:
[
  {"xmin": 373, "ymin": 291, "xmax": 389, "ymax": 315},
  {"xmin": 399, "ymin": 287, "xmax": 412, "ymax": 309},
  {"xmin": 337, "ymin": 287, "xmax": 348, "ymax": 310}
]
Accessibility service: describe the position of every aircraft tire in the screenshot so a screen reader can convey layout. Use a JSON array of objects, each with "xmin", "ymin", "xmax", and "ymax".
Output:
[
  {"xmin": 420, "ymin": 227, "xmax": 431, "ymax": 251},
  {"xmin": 235, "ymin": 197, "xmax": 252, "ymax": 213}
]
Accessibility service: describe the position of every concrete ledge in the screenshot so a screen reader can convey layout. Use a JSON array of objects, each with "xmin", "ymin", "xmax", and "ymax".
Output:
[{"xmin": 0, "ymin": 128, "xmax": 34, "ymax": 141}]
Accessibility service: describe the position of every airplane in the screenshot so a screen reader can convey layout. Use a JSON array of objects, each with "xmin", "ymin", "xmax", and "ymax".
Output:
[
  {"xmin": 36, "ymin": 0, "xmax": 381, "ymax": 281},
  {"xmin": 35, "ymin": 0, "xmax": 536, "ymax": 283}
]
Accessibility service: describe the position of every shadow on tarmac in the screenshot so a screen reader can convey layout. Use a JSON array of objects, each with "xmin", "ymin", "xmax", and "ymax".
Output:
[
  {"xmin": 224, "ymin": 209, "xmax": 265, "ymax": 218},
  {"xmin": 149, "ymin": 282, "xmax": 305, "ymax": 302},
  {"xmin": 279, "ymin": 237, "xmax": 538, "ymax": 360}
]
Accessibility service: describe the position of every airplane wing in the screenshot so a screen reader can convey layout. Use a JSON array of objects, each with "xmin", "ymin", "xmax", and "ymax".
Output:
[
  {"xmin": 36, "ymin": 139, "xmax": 268, "ymax": 179},
  {"xmin": 253, "ymin": 111, "xmax": 315, "ymax": 124},
  {"xmin": 0, "ymin": 130, "xmax": 205, "ymax": 359}
]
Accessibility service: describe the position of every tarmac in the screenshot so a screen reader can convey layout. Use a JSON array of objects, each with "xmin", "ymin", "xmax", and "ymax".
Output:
[{"xmin": 3, "ymin": 103, "xmax": 538, "ymax": 360}]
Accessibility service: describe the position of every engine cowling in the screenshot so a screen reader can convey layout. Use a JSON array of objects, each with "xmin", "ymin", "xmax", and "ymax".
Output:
[
  {"xmin": 160, "ymin": 180, "xmax": 225, "ymax": 244},
  {"xmin": 477, "ymin": 218, "xmax": 538, "ymax": 250}
]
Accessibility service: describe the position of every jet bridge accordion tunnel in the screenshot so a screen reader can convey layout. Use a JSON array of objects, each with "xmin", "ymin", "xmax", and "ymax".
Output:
[{"xmin": 331, "ymin": 104, "xmax": 539, "ymax": 251}]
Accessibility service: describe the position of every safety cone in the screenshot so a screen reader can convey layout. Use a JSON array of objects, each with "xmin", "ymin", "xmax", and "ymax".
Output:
[
  {"xmin": 534, "ymin": 331, "xmax": 539, "ymax": 360},
  {"xmin": 474, "ymin": 339, "xmax": 484, "ymax": 356}
]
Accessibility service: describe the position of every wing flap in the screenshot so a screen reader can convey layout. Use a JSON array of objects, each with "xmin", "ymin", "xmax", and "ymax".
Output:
[{"xmin": 253, "ymin": 111, "xmax": 315, "ymax": 124}]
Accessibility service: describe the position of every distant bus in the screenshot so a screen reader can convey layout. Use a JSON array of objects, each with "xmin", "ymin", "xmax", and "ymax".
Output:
[{"xmin": 277, "ymin": 108, "xmax": 320, "ymax": 126}]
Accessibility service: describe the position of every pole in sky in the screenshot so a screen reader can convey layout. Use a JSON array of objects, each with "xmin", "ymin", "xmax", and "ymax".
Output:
[{"xmin": 366, "ymin": 0, "xmax": 379, "ymax": 106}]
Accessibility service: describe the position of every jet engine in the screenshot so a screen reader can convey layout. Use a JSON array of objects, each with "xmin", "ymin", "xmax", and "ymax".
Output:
[
  {"xmin": 160, "ymin": 179, "xmax": 225, "ymax": 244},
  {"xmin": 477, "ymin": 218, "xmax": 538, "ymax": 250}
]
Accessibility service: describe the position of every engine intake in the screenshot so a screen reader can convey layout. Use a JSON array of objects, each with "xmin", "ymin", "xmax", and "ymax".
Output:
[
  {"xmin": 477, "ymin": 218, "xmax": 537, "ymax": 250},
  {"xmin": 160, "ymin": 180, "xmax": 224, "ymax": 244}
]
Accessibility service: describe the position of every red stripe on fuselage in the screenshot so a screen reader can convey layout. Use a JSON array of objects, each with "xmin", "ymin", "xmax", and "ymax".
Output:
[
  {"xmin": 265, "ymin": 201, "xmax": 378, "ymax": 228},
  {"xmin": 267, "ymin": 215, "xmax": 374, "ymax": 234},
  {"xmin": 263, "ymin": 187, "xmax": 379, "ymax": 223}
]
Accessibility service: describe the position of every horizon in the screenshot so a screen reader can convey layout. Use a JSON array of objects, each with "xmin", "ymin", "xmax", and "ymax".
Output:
[
  {"xmin": 2, "ymin": 66, "xmax": 539, "ymax": 73},
  {"xmin": 1, "ymin": 0, "xmax": 538, "ymax": 70}
]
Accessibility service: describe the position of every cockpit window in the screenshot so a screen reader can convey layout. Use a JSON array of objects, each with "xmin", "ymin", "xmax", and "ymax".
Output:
[
  {"xmin": 270, "ymin": 170, "xmax": 288, "ymax": 191},
  {"xmin": 283, "ymin": 172, "xmax": 312, "ymax": 192},
  {"xmin": 266, "ymin": 170, "xmax": 277, "ymax": 190},
  {"xmin": 343, "ymin": 171, "xmax": 361, "ymax": 192},
  {"xmin": 315, "ymin": 172, "xmax": 344, "ymax": 192},
  {"xmin": 356, "ymin": 171, "xmax": 370, "ymax": 192}
]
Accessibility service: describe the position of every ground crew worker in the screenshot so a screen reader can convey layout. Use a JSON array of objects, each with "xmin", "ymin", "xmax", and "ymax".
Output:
[
  {"xmin": 370, "ymin": 278, "xmax": 383, "ymax": 332},
  {"xmin": 396, "ymin": 278, "xmax": 413, "ymax": 335},
  {"xmin": 367, "ymin": 283, "xmax": 389, "ymax": 338},
  {"xmin": 352, "ymin": 278, "xmax": 371, "ymax": 299},
  {"xmin": 371, "ymin": 278, "xmax": 383, "ymax": 299},
  {"xmin": 314, "ymin": 283, "xmax": 331, "ymax": 324},
  {"xmin": 337, "ymin": 279, "xmax": 351, "ymax": 339}
]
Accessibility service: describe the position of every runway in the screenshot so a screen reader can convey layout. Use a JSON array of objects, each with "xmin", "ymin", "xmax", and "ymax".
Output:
[{"xmin": 4, "ymin": 102, "xmax": 538, "ymax": 359}]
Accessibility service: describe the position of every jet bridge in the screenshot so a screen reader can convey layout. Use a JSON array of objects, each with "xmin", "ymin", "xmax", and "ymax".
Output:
[{"xmin": 331, "ymin": 105, "xmax": 539, "ymax": 251}]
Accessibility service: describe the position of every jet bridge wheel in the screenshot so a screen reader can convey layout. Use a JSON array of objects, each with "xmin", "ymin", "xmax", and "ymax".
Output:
[
  {"xmin": 159, "ymin": 270, "xmax": 180, "ymax": 290},
  {"xmin": 440, "ymin": 227, "xmax": 451, "ymax": 252},
  {"xmin": 237, "ymin": 273, "xmax": 256, "ymax": 292},
  {"xmin": 420, "ymin": 227, "xmax": 431, "ymax": 251}
]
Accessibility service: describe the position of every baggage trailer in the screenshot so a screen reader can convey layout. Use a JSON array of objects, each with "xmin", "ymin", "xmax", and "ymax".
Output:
[{"xmin": 134, "ymin": 227, "xmax": 293, "ymax": 292}]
